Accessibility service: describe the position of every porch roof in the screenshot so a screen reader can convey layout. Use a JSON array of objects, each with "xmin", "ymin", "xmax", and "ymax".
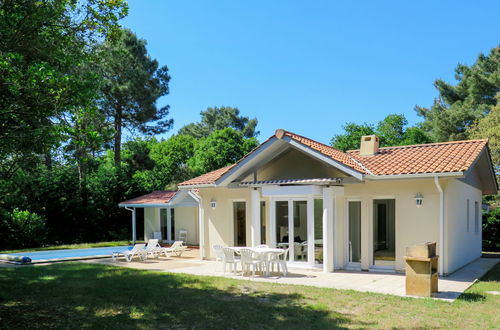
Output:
[
  {"xmin": 118, "ymin": 190, "xmax": 198, "ymax": 208},
  {"xmin": 238, "ymin": 178, "xmax": 343, "ymax": 187}
]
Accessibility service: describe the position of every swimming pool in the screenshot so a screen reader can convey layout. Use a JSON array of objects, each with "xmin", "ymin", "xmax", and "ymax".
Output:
[{"xmin": 0, "ymin": 246, "xmax": 132, "ymax": 264}]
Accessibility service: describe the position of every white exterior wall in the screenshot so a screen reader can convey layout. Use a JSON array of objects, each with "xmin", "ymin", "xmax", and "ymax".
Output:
[
  {"xmin": 445, "ymin": 176, "xmax": 482, "ymax": 274},
  {"xmin": 337, "ymin": 178, "xmax": 441, "ymax": 272},
  {"xmin": 174, "ymin": 206, "xmax": 199, "ymax": 245}
]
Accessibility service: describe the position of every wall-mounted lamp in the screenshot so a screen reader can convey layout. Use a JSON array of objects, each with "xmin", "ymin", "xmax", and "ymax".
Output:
[
  {"xmin": 415, "ymin": 193, "xmax": 424, "ymax": 208},
  {"xmin": 210, "ymin": 199, "xmax": 217, "ymax": 209}
]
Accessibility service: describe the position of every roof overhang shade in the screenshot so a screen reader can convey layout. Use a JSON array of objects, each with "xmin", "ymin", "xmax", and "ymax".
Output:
[{"xmin": 118, "ymin": 190, "xmax": 199, "ymax": 208}]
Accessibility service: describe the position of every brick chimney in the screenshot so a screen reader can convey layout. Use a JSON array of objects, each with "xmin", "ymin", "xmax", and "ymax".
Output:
[{"xmin": 359, "ymin": 135, "xmax": 379, "ymax": 156}]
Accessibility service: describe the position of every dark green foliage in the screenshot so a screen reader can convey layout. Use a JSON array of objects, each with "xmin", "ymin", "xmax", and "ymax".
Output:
[
  {"xmin": 4, "ymin": 210, "xmax": 47, "ymax": 249},
  {"xmin": 416, "ymin": 46, "xmax": 500, "ymax": 142},
  {"xmin": 98, "ymin": 28, "xmax": 173, "ymax": 166},
  {"xmin": 179, "ymin": 106, "xmax": 259, "ymax": 138},
  {"xmin": 331, "ymin": 114, "xmax": 431, "ymax": 151},
  {"xmin": 483, "ymin": 208, "xmax": 500, "ymax": 252},
  {"xmin": 189, "ymin": 128, "xmax": 259, "ymax": 175},
  {"xmin": 0, "ymin": 0, "xmax": 128, "ymax": 179}
]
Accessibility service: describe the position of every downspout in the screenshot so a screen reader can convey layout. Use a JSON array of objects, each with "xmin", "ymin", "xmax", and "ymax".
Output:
[
  {"xmin": 124, "ymin": 207, "xmax": 136, "ymax": 244},
  {"xmin": 188, "ymin": 191, "xmax": 204, "ymax": 259},
  {"xmin": 434, "ymin": 177, "xmax": 444, "ymax": 275}
]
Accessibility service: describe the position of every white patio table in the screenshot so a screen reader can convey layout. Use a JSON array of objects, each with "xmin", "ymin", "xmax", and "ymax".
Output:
[{"xmin": 228, "ymin": 247, "xmax": 285, "ymax": 276}]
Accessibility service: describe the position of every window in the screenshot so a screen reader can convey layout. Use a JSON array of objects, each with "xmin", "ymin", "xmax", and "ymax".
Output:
[
  {"xmin": 466, "ymin": 199, "xmax": 470, "ymax": 232},
  {"xmin": 260, "ymin": 201, "xmax": 266, "ymax": 244},
  {"xmin": 474, "ymin": 201, "xmax": 479, "ymax": 234}
]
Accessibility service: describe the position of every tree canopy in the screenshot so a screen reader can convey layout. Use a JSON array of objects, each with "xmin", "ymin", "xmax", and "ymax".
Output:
[
  {"xmin": 98, "ymin": 28, "xmax": 173, "ymax": 166},
  {"xmin": 331, "ymin": 114, "xmax": 430, "ymax": 151},
  {"xmin": 178, "ymin": 106, "xmax": 259, "ymax": 138},
  {"xmin": 415, "ymin": 46, "xmax": 500, "ymax": 142}
]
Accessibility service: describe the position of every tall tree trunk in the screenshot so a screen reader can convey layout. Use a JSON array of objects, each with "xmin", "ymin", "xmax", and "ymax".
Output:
[{"xmin": 114, "ymin": 109, "xmax": 122, "ymax": 167}]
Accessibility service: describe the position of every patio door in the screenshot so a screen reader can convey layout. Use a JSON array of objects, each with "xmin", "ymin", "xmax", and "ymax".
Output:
[
  {"xmin": 233, "ymin": 201, "xmax": 246, "ymax": 246},
  {"xmin": 275, "ymin": 199, "xmax": 309, "ymax": 263},
  {"xmin": 347, "ymin": 201, "xmax": 361, "ymax": 268},
  {"xmin": 373, "ymin": 199, "xmax": 395, "ymax": 267}
]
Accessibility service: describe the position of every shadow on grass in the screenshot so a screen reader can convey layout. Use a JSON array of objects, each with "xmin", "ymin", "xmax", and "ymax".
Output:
[
  {"xmin": 457, "ymin": 292, "xmax": 486, "ymax": 302},
  {"xmin": 0, "ymin": 263, "xmax": 373, "ymax": 329}
]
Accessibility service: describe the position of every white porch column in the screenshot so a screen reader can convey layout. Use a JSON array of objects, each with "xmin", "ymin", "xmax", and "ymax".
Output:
[
  {"xmin": 323, "ymin": 187, "xmax": 334, "ymax": 272},
  {"xmin": 307, "ymin": 197, "xmax": 315, "ymax": 266},
  {"xmin": 288, "ymin": 201, "xmax": 294, "ymax": 262},
  {"xmin": 269, "ymin": 198, "xmax": 276, "ymax": 247},
  {"xmin": 166, "ymin": 207, "xmax": 172, "ymax": 243},
  {"xmin": 198, "ymin": 198, "xmax": 205, "ymax": 259},
  {"xmin": 132, "ymin": 208, "xmax": 136, "ymax": 244},
  {"xmin": 250, "ymin": 188, "xmax": 261, "ymax": 246}
]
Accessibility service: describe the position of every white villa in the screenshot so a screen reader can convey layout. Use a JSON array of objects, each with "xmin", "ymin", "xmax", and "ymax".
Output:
[{"xmin": 120, "ymin": 129, "xmax": 498, "ymax": 276}]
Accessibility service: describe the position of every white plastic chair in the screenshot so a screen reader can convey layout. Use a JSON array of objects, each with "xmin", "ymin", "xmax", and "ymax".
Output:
[
  {"xmin": 269, "ymin": 248, "xmax": 289, "ymax": 276},
  {"xmin": 121, "ymin": 244, "xmax": 147, "ymax": 262},
  {"xmin": 178, "ymin": 229, "xmax": 188, "ymax": 243},
  {"xmin": 213, "ymin": 245, "xmax": 224, "ymax": 262},
  {"xmin": 255, "ymin": 244, "xmax": 269, "ymax": 249},
  {"xmin": 240, "ymin": 248, "xmax": 264, "ymax": 277},
  {"xmin": 222, "ymin": 248, "xmax": 240, "ymax": 275}
]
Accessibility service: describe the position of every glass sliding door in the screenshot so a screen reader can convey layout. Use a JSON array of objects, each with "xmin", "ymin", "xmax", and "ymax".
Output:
[
  {"xmin": 233, "ymin": 202, "xmax": 246, "ymax": 246},
  {"xmin": 160, "ymin": 209, "xmax": 168, "ymax": 242},
  {"xmin": 275, "ymin": 201, "xmax": 288, "ymax": 246},
  {"xmin": 348, "ymin": 201, "xmax": 361, "ymax": 263},
  {"xmin": 314, "ymin": 199, "xmax": 323, "ymax": 264},
  {"xmin": 373, "ymin": 199, "xmax": 395, "ymax": 265},
  {"xmin": 260, "ymin": 201, "xmax": 266, "ymax": 244},
  {"xmin": 293, "ymin": 201, "xmax": 308, "ymax": 261}
]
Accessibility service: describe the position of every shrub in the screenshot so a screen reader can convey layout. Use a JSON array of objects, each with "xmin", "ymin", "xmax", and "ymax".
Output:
[
  {"xmin": 8, "ymin": 209, "xmax": 48, "ymax": 249},
  {"xmin": 483, "ymin": 208, "xmax": 500, "ymax": 252}
]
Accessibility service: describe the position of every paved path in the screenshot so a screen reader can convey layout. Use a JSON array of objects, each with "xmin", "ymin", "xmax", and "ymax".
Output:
[{"xmin": 84, "ymin": 251, "xmax": 498, "ymax": 302}]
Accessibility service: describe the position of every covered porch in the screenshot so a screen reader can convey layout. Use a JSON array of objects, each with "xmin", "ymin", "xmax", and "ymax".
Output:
[{"xmin": 119, "ymin": 190, "xmax": 200, "ymax": 245}]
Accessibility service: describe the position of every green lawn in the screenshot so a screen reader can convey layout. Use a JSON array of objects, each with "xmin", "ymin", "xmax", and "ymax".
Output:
[
  {"xmin": 0, "ymin": 262, "xmax": 499, "ymax": 329},
  {"xmin": 0, "ymin": 241, "xmax": 132, "ymax": 254}
]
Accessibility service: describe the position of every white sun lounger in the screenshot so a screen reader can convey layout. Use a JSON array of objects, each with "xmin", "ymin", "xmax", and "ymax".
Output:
[
  {"xmin": 164, "ymin": 241, "xmax": 188, "ymax": 257},
  {"xmin": 114, "ymin": 244, "xmax": 147, "ymax": 262}
]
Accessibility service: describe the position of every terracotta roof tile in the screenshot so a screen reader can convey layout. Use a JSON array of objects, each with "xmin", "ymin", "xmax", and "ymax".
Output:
[
  {"xmin": 178, "ymin": 164, "xmax": 236, "ymax": 186},
  {"xmin": 177, "ymin": 130, "xmax": 489, "ymax": 187},
  {"xmin": 347, "ymin": 139, "xmax": 488, "ymax": 175},
  {"xmin": 119, "ymin": 191, "xmax": 177, "ymax": 205},
  {"xmin": 282, "ymin": 131, "xmax": 369, "ymax": 174}
]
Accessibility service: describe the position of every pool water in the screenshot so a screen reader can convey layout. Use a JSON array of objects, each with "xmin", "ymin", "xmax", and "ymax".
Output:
[{"xmin": 5, "ymin": 246, "xmax": 132, "ymax": 262}]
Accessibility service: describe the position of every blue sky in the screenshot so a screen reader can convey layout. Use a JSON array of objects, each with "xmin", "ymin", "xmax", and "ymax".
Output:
[{"xmin": 122, "ymin": 1, "xmax": 500, "ymax": 144}]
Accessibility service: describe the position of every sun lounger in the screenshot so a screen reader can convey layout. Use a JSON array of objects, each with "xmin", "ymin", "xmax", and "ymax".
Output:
[
  {"xmin": 164, "ymin": 241, "xmax": 188, "ymax": 257},
  {"xmin": 145, "ymin": 239, "xmax": 169, "ymax": 258},
  {"xmin": 114, "ymin": 244, "xmax": 147, "ymax": 262}
]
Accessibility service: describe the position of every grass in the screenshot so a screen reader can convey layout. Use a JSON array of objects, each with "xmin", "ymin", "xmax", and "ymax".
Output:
[
  {"xmin": 0, "ymin": 241, "xmax": 132, "ymax": 254},
  {"xmin": 0, "ymin": 262, "xmax": 499, "ymax": 329}
]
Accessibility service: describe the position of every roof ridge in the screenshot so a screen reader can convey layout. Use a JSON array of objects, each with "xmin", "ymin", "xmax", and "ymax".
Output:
[
  {"xmin": 347, "ymin": 138, "xmax": 488, "ymax": 153},
  {"xmin": 284, "ymin": 130, "xmax": 372, "ymax": 174},
  {"xmin": 284, "ymin": 130, "xmax": 345, "ymax": 153}
]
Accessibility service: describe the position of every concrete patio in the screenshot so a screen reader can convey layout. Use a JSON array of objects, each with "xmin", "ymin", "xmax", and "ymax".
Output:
[{"xmin": 83, "ymin": 249, "xmax": 499, "ymax": 302}]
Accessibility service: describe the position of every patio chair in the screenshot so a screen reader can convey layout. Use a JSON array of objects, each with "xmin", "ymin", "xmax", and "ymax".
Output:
[
  {"xmin": 269, "ymin": 248, "xmax": 289, "ymax": 276},
  {"xmin": 294, "ymin": 242, "xmax": 307, "ymax": 261},
  {"xmin": 240, "ymin": 248, "xmax": 265, "ymax": 277},
  {"xmin": 120, "ymin": 244, "xmax": 147, "ymax": 262},
  {"xmin": 213, "ymin": 244, "xmax": 224, "ymax": 271},
  {"xmin": 145, "ymin": 239, "xmax": 169, "ymax": 258},
  {"xmin": 164, "ymin": 240, "xmax": 188, "ymax": 257},
  {"xmin": 255, "ymin": 244, "xmax": 269, "ymax": 249},
  {"xmin": 222, "ymin": 248, "xmax": 240, "ymax": 275}
]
